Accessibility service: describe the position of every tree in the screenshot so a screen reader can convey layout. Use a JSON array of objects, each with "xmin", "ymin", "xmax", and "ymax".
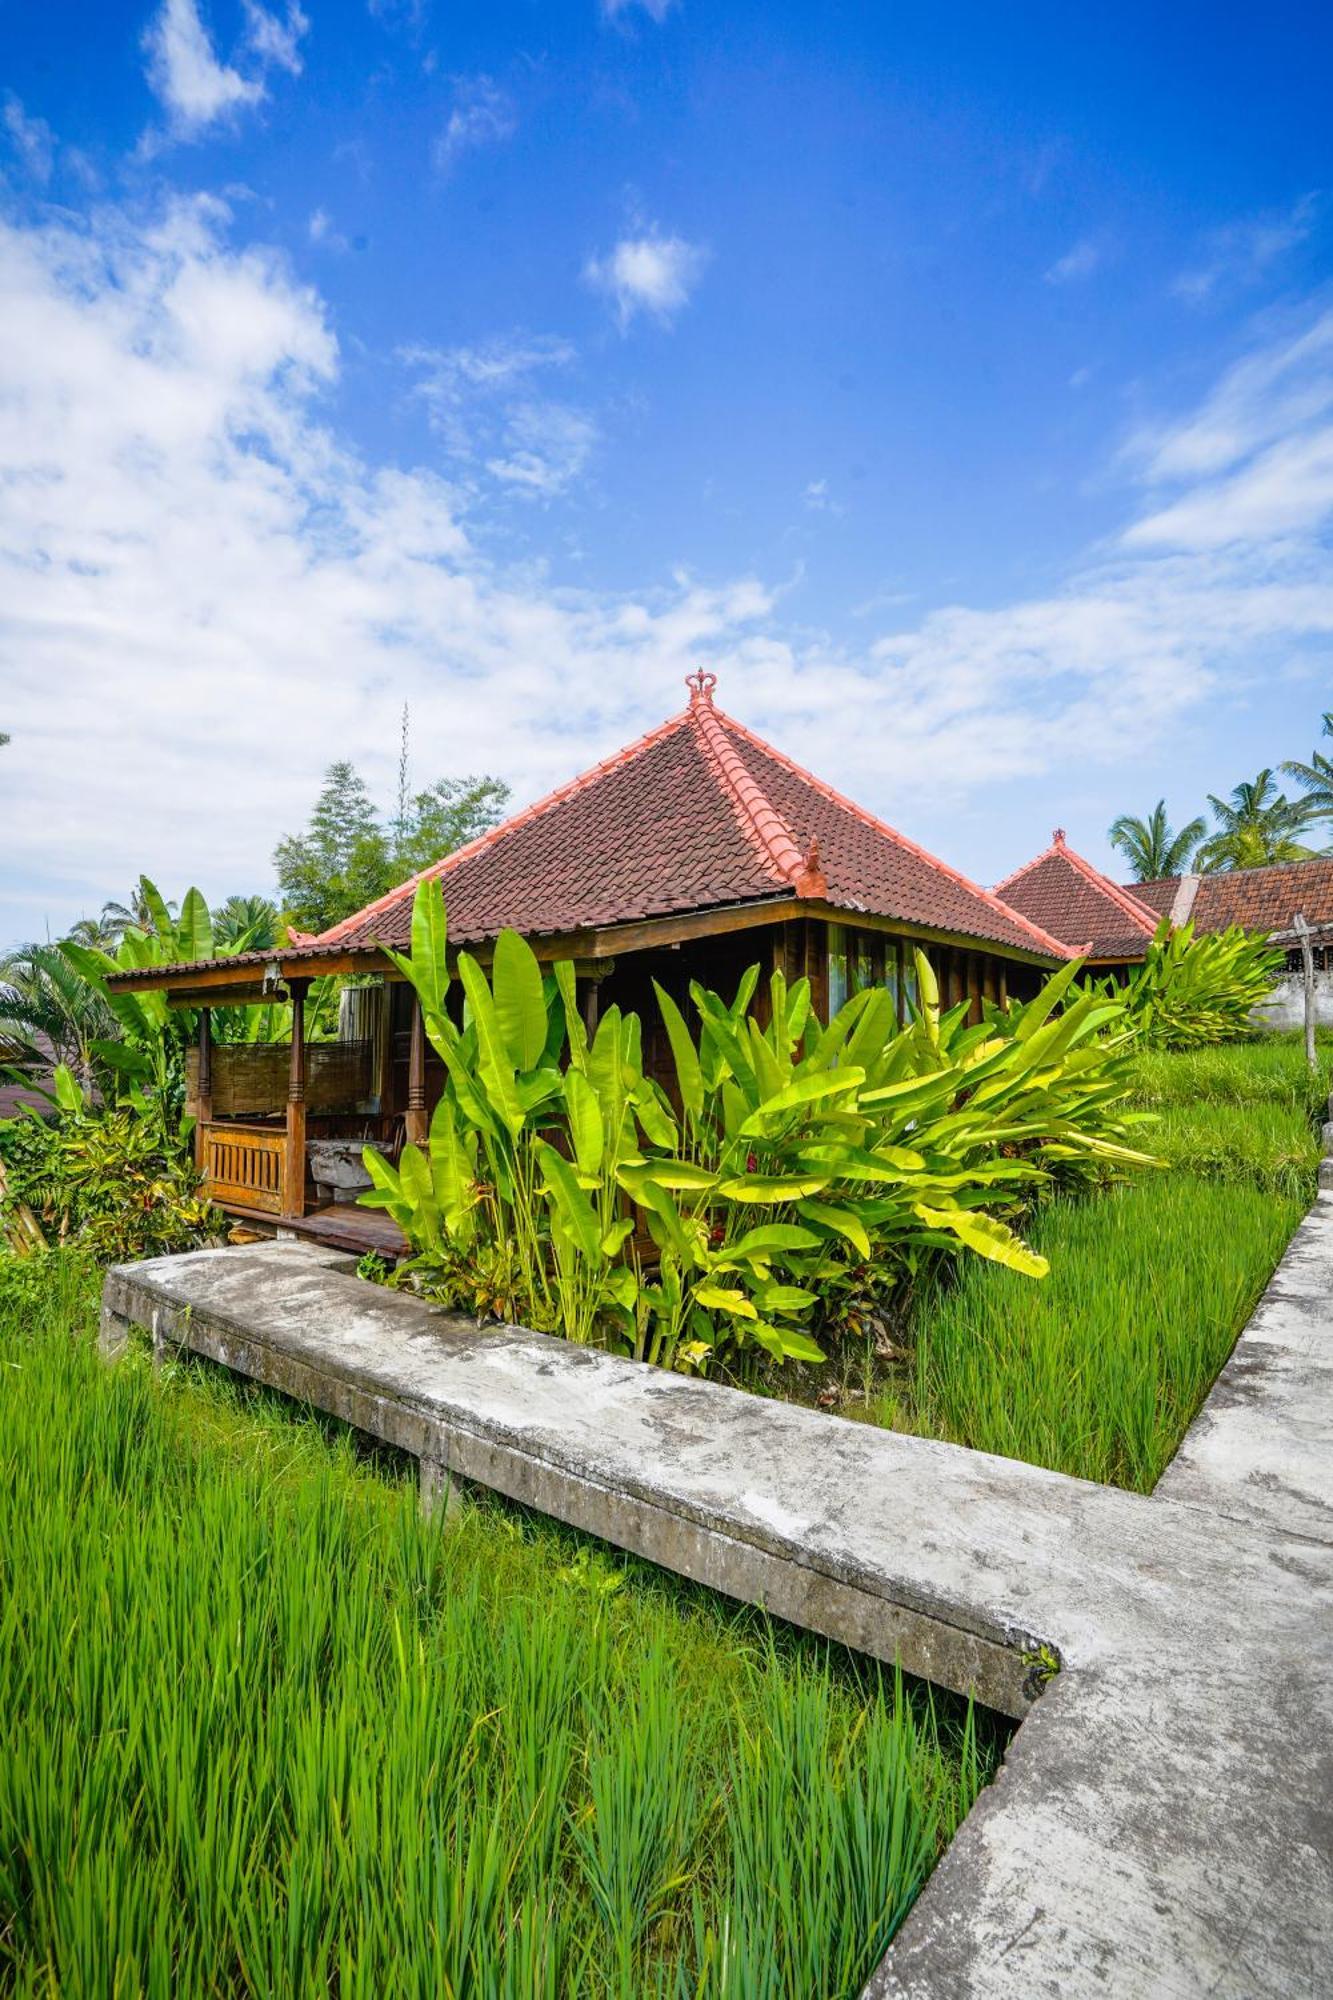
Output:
[
  {"xmin": 1194, "ymin": 770, "xmax": 1316, "ymax": 872},
  {"xmin": 0, "ymin": 942, "xmax": 117, "ymax": 1085},
  {"xmin": 1282, "ymin": 711, "xmax": 1333, "ymax": 844},
  {"xmin": 213, "ymin": 894, "xmax": 281, "ymax": 953},
  {"xmin": 274, "ymin": 760, "xmax": 509, "ymax": 933},
  {"xmin": 391, "ymin": 775, "xmax": 511, "ymax": 877},
  {"xmin": 274, "ymin": 762, "xmax": 391, "ymax": 933},
  {"xmin": 1107, "ymin": 800, "xmax": 1207, "ymax": 882}
]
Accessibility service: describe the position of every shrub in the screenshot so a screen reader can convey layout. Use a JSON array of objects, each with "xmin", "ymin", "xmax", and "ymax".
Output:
[
  {"xmin": 362, "ymin": 885, "xmax": 1151, "ymax": 1375},
  {"xmin": 1117, "ymin": 920, "xmax": 1283, "ymax": 1049},
  {"xmin": 0, "ymin": 1067, "xmax": 216, "ymax": 1263}
]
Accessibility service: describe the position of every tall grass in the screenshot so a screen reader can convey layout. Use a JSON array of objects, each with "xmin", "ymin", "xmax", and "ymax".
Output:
[
  {"xmin": 0, "ymin": 1258, "xmax": 995, "ymax": 1999},
  {"xmin": 873, "ymin": 1174, "xmax": 1302, "ymax": 1491},
  {"xmin": 868, "ymin": 1034, "xmax": 1320, "ymax": 1490}
]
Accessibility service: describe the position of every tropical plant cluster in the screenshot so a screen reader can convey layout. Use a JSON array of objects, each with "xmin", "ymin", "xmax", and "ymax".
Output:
[
  {"xmin": 1114, "ymin": 920, "xmax": 1284, "ymax": 1049},
  {"xmin": 0, "ymin": 1260, "xmax": 996, "ymax": 1997},
  {"xmin": 0, "ymin": 1065, "xmax": 217, "ymax": 1264},
  {"xmin": 361, "ymin": 885, "xmax": 1150, "ymax": 1376}
]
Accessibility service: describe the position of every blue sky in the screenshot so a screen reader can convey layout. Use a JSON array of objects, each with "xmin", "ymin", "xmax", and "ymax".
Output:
[{"xmin": 1, "ymin": 0, "xmax": 1331, "ymax": 945}]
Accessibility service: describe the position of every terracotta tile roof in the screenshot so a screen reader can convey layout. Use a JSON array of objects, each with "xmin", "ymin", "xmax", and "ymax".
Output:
[
  {"xmin": 314, "ymin": 673, "xmax": 1068, "ymax": 960},
  {"xmin": 1133, "ymin": 858, "xmax": 1333, "ymax": 938},
  {"xmin": 996, "ymin": 832, "xmax": 1161, "ymax": 960}
]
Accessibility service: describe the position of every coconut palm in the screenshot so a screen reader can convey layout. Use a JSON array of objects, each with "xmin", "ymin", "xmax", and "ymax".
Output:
[
  {"xmin": 1281, "ymin": 712, "xmax": 1333, "ymax": 841},
  {"xmin": 1107, "ymin": 801, "xmax": 1207, "ymax": 882},
  {"xmin": 0, "ymin": 943, "xmax": 117, "ymax": 1085},
  {"xmin": 1194, "ymin": 770, "xmax": 1317, "ymax": 873}
]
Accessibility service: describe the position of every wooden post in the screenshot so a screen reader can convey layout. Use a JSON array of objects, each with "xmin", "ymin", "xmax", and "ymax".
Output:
[
  {"xmin": 405, "ymin": 990, "xmax": 428, "ymax": 1146},
  {"xmin": 1294, "ymin": 914, "xmax": 1317, "ymax": 1073},
  {"xmin": 582, "ymin": 978, "xmax": 600, "ymax": 1044},
  {"xmin": 194, "ymin": 1007, "xmax": 212, "ymax": 1171},
  {"xmin": 283, "ymin": 981, "xmax": 308, "ymax": 1218}
]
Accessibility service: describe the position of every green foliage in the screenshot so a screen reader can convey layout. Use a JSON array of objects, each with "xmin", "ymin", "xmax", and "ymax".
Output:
[
  {"xmin": 0, "ymin": 1067, "xmax": 216, "ymax": 1263},
  {"xmin": 366, "ymin": 885, "xmax": 1151, "ymax": 1375},
  {"xmin": 1281, "ymin": 709, "xmax": 1333, "ymax": 840},
  {"xmin": 1107, "ymin": 799, "xmax": 1206, "ymax": 881},
  {"xmin": 274, "ymin": 759, "xmax": 509, "ymax": 933},
  {"xmin": 1117, "ymin": 919, "xmax": 1284, "ymax": 1048},
  {"xmin": 0, "ymin": 1273, "xmax": 996, "ymax": 1994}
]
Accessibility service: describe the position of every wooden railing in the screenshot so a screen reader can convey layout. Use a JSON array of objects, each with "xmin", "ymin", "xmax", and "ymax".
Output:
[{"xmin": 202, "ymin": 1122, "xmax": 286, "ymax": 1216}]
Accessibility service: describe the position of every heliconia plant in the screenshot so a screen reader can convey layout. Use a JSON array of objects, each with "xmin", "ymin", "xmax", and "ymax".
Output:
[
  {"xmin": 1113, "ymin": 920, "xmax": 1284, "ymax": 1049},
  {"xmin": 362, "ymin": 881, "xmax": 1156, "ymax": 1374}
]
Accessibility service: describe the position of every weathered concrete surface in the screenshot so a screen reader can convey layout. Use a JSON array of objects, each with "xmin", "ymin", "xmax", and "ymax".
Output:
[{"xmin": 101, "ymin": 1197, "xmax": 1333, "ymax": 1999}]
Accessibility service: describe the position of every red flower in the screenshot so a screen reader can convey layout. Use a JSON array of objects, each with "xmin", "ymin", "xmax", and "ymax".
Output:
[{"xmin": 746, "ymin": 1152, "xmax": 758, "ymax": 1173}]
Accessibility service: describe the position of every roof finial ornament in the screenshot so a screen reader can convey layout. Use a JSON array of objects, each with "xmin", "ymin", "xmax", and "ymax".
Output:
[
  {"xmin": 1053, "ymin": 827, "xmax": 1066, "ymax": 845},
  {"xmin": 686, "ymin": 667, "xmax": 718, "ymax": 705}
]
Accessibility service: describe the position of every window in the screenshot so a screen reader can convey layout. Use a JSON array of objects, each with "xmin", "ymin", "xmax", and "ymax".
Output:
[{"xmin": 827, "ymin": 923, "xmax": 849, "ymax": 1017}]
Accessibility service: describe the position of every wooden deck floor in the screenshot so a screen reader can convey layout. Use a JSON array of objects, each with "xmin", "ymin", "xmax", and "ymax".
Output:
[{"xmin": 223, "ymin": 1201, "xmax": 408, "ymax": 1260}]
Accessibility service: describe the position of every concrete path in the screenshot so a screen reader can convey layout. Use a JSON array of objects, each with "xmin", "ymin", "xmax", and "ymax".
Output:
[{"xmin": 101, "ymin": 1197, "xmax": 1333, "ymax": 1998}]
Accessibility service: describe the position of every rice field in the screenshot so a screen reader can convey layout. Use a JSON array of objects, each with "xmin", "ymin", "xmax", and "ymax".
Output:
[
  {"xmin": 0, "ymin": 1255, "xmax": 996, "ymax": 2000},
  {"xmin": 869, "ymin": 1033, "xmax": 1325, "ymax": 1491}
]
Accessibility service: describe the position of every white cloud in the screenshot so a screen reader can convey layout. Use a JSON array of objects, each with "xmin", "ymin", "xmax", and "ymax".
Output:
[
  {"xmin": 308, "ymin": 207, "xmax": 349, "ymax": 251},
  {"xmin": 602, "ymin": 0, "xmax": 674, "ymax": 20},
  {"xmin": 242, "ymin": 0, "xmax": 310, "ymax": 76},
  {"xmin": 584, "ymin": 228, "xmax": 707, "ymax": 328},
  {"xmin": 141, "ymin": 0, "xmax": 307, "ymax": 140},
  {"xmin": 803, "ymin": 478, "xmax": 844, "ymax": 517},
  {"xmin": 3, "ymin": 96, "xmax": 55, "ymax": 183},
  {"xmin": 143, "ymin": 0, "xmax": 264, "ymax": 135},
  {"xmin": 403, "ymin": 335, "xmax": 595, "ymax": 498},
  {"xmin": 1044, "ymin": 238, "xmax": 1102, "ymax": 285},
  {"xmin": 1, "ymin": 189, "xmax": 1332, "ymax": 944},
  {"xmin": 1173, "ymin": 194, "xmax": 1319, "ymax": 305},
  {"xmin": 432, "ymin": 76, "xmax": 516, "ymax": 174}
]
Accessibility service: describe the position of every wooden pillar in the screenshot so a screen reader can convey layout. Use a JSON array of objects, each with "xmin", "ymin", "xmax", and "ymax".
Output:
[
  {"xmin": 582, "ymin": 977, "xmax": 600, "ymax": 1044},
  {"xmin": 193, "ymin": 1006, "xmax": 212, "ymax": 1170},
  {"xmin": 405, "ymin": 990, "xmax": 428, "ymax": 1146},
  {"xmin": 283, "ymin": 981, "xmax": 308, "ymax": 1219}
]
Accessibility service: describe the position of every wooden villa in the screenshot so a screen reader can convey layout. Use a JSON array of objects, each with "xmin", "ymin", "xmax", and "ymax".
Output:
[{"xmin": 105, "ymin": 671, "xmax": 1069, "ymax": 1247}]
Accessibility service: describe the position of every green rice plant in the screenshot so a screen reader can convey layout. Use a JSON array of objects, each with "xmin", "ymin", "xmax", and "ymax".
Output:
[
  {"xmin": 873, "ymin": 1173, "xmax": 1303, "ymax": 1492},
  {"xmin": 1145, "ymin": 1099, "xmax": 1319, "ymax": 1200},
  {"xmin": 1128, "ymin": 1036, "xmax": 1333, "ymax": 1122},
  {"xmin": 0, "ymin": 1262, "xmax": 998, "ymax": 1999}
]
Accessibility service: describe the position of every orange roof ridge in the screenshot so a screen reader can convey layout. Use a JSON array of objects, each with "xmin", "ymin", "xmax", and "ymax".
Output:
[
  {"xmin": 718, "ymin": 710, "xmax": 1073, "ymax": 959},
  {"xmin": 684, "ymin": 671, "xmax": 826, "ymax": 898},
  {"xmin": 997, "ymin": 830, "xmax": 1159, "ymax": 936},
  {"xmin": 313, "ymin": 705, "xmax": 694, "ymax": 945}
]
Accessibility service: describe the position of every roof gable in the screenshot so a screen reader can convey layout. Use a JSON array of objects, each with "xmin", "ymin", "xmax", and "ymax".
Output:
[
  {"xmin": 1135, "ymin": 858, "xmax": 1333, "ymax": 938},
  {"xmin": 996, "ymin": 832, "xmax": 1161, "ymax": 959},
  {"xmin": 313, "ymin": 675, "xmax": 1068, "ymax": 960}
]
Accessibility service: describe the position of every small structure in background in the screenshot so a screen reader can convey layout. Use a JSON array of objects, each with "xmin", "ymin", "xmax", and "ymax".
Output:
[
  {"xmin": 1134, "ymin": 856, "xmax": 1333, "ymax": 1035},
  {"xmin": 101, "ymin": 672, "xmax": 1068, "ymax": 1245},
  {"xmin": 995, "ymin": 830, "xmax": 1161, "ymax": 977}
]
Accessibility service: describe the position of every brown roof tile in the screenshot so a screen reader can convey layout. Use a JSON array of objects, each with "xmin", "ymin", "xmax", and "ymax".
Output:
[
  {"xmin": 996, "ymin": 834, "xmax": 1160, "ymax": 959},
  {"xmin": 1135, "ymin": 858, "xmax": 1333, "ymax": 937}
]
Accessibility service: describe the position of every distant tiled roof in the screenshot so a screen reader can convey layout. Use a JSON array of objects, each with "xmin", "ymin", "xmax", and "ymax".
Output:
[
  {"xmin": 995, "ymin": 832, "xmax": 1161, "ymax": 960},
  {"xmin": 1133, "ymin": 857, "xmax": 1333, "ymax": 938},
  {"xmin": 314, "ymin": 673, "xmax": 1068, "ymax": 960}
]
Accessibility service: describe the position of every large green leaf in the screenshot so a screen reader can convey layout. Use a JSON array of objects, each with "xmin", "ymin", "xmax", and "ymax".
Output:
[
  {"xmin": 536, "ymin": 1140, "xmax": 603, "ymax": 1261},
  {"xmin": 409, "ymin": 879, "xmax": 450, "ymax": 1021},
  {"xmin": 914, "ymin": 1203, "xmax": 1049, "ymax": 1279},
  {"xmin": 553, "ymin": 959, "xmax": 588, "ymax": 1072},
  {"xmin": 563, "ymin": 1068, "xmax": 605, "ymax": 1176},
  {"xmin": 492, "ymin": 929, "xmax": 548, "ymax": 1071},
  {"xmin": 456, "ymin": 952, "xmax": 526, "ymax": 1136},
  {"xmin": 716, "ymin": 1172, "xmax": 832, "ymax": 1203},
  {"xmin": 178, "ymin": 887, "xmax": 213, "ymax": 963},
  {"xmin": 796, "ymin": 1198, "xmax": 871, "ymax": 1259},
  {"xmin": 740, "ymin": 1066, "xmax": 864, "ymax": 1133},
  {"xmin": 653, "ymin": 981, "xmax": 703, "ymax": 1121}
]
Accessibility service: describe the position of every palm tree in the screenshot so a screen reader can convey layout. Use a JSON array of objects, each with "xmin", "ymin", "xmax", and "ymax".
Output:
[
  {"xmin": 213, "ymin": 894, "xmax": 281, "ymax": 953},
  {"xmin": 1195, "ymin": 770, "xmax": 1317, "ymax": 872},
  {"xmin": 0, "ymin": 943, "xmax": 117, "ymax": 1086},
  {"xmin": 1282, "ymin": 712, "xmax": 1333, "ymax": 842},
  {"xmin": 1107, "ymin": 800, "xmax": 1207, "ymax": 882}
]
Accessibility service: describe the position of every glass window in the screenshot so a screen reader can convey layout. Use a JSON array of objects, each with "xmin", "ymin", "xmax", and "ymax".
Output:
[
  {"xmin": 827, "ymin": 923, "xmax": 849, "ymax": 1019},
  {"xmin": 853, "ymin": 933, "xmax": 879, "ymax": 995},
  {"xmin": 884, "ymin": 938, "xmax": 902, "ymax": 1025}
]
